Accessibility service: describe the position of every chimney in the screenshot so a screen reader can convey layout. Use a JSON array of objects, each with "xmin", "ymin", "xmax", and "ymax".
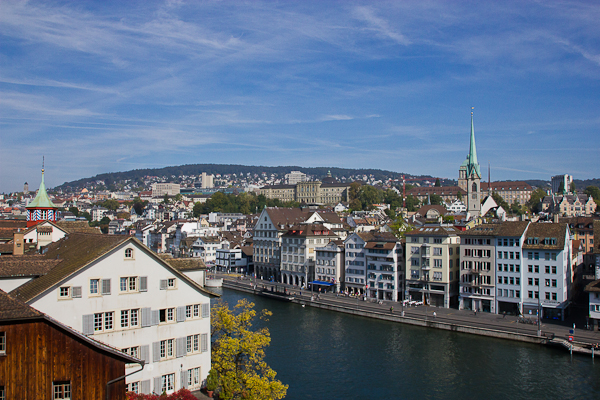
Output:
[
  {"xmin": 553, "ymin": 214, "xmax": 559, "ymax": 224},
  {"xmin": 13, "ymin": 231, "xmax": 24, "ymax": 255}
]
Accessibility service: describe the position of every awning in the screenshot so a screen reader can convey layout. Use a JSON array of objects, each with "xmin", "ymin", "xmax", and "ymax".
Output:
[{"xmin": 309, "ymin": 280, "xmax": 334, "ymax": 286}]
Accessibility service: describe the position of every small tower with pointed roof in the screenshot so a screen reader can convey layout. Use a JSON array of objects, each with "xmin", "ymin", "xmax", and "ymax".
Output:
[
  {"xmin": 26, "ymin": 162, "xmax": 57, "ymax": 228},
  {"xmin": 458, "ymin": 108, "xmax": 481, "ymax": 216}
]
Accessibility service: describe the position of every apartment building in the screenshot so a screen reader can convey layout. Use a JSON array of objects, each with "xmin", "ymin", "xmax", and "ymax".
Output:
[
  {"xmin": 363, "ymin": 233, "xmax": 404, "ymax": 301},
  {"xmin": 314, "ymin": 240, "xmax": 345, "ymax": 293},
  {"xmin": 405, "ymin": 226, "xmax": 460, "ymax": 308},
  {"xmin": 521, "ymin": 223, "xmax": 571, "ymax": 321},
  {"xmin": 280, "ymin": 224, "xmax": 339, "ymax": 288},
  {"xmin": 459, "ymin": 225, "xmax": 499, "ymax": 313},
  {"xmin": 8, "ymin": 234, "xmax": 216, "ymax": 395},
  {"xmin": 252, "ymin": 207, "xmax": 343, "ymax": 282},
  {"xmin": 494, "ymin": 222, "xmax": 530, "ymax": 315}
]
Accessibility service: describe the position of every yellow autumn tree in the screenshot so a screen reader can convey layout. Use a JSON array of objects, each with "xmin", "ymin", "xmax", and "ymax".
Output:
[{"xmin": 210, "ymin": 299, "xmax": 288, "ymax": 400}]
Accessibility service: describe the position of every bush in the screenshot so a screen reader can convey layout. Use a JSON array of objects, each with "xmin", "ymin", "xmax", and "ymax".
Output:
[{"xmin": 126, "ymin": 389, "xmax": 197, "ymax": 400}]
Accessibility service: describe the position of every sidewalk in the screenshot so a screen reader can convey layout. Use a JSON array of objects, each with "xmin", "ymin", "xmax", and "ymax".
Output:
[{"xmin": 223, "ymin": 274, "xmax": 600, "ymax": 347}]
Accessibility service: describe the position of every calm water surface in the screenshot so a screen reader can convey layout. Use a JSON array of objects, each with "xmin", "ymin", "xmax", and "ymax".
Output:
[{"xmin": 214, "ymin": 289, "xmax": 600, "ymax": 400}]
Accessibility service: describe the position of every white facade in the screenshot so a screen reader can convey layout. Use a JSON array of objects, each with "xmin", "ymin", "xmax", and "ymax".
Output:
[
  {"xmin": 285, "ymin": 171, "xmax": 307, "ymax": 185},
  {"xmin": 27, "ymin": 240, "xmax": 213, "ymax": 395},
  {"xmin": 315, "ymin": 242, "xmax": 344, "ymax": 293},
  {"xmin": 343, "ymin": 233, "xmax": 366, "ymax": 295}
]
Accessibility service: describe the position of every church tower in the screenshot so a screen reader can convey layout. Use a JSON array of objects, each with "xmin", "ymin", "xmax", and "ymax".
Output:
[
  {"xmin": 458, "ymin": 108, "xmax": 481, "ymax": 216},
  {"xmin": 26, "ymin": 165, "xmax": 57, "ymax": 228}
]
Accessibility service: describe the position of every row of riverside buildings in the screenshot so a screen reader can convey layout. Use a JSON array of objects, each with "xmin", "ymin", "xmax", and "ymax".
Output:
[{"xmin": 253, "ymin": 203, "xmax": 598, "ymax": 325}]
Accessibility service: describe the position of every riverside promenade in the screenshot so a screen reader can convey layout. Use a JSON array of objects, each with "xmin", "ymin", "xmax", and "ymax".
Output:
[{"xmin": 221, "ymin": 274, "xmax": 600, "ymax": 357}]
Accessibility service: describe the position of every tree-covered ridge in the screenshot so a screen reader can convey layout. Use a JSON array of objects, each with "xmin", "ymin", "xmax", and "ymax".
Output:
[{"xmin": 55, "ymin": 163, "xmax": 447, "ymax": 191}]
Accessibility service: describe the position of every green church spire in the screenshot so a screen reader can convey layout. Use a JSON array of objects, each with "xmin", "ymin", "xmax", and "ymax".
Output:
[
  {"xmin": 467, "ymin": 108, "xmax": 481, "ymax": 179},
  {"xmin": 27, "ymin": 165, "xmax": 56, "ymax": 209}
]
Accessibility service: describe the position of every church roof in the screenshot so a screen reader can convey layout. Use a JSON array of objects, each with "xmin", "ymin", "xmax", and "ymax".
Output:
[
  {"xmin": 27, "ymin": 170, "xmax": 56, "ymax": 209},
  {"xmin": 466, "ymin": 112, "xmax": 481, "ymax": 179}
]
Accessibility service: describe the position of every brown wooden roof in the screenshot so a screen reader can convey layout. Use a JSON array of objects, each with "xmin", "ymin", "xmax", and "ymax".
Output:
[{"xmin": 0, "ymin": 289, "xmax": 42, "ymax": 320}]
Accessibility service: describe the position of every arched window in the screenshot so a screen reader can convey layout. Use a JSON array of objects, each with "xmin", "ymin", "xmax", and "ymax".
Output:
[
  {"xmin": 125, "ymin": 248, "xmax": 133, "ymax": 258},
  {"xmin": 472, "ymin": 183, "xmax": 478, "ymax": 192}
]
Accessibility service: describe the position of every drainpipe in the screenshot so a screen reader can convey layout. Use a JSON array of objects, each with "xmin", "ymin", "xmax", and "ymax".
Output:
[{"xmin": 106, "ymin": 361, "xmax": 145, "ymax": 400}]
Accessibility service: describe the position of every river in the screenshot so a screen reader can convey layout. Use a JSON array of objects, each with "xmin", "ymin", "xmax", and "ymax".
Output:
[{"xmin": 213, "ymin": 288, "xmax": 600, "ymax": 400}]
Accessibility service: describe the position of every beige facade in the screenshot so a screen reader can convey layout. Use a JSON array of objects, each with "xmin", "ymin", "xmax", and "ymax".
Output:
[
  {"xmin": 405, "ymin": 226, "xmax": 461, "ymax": 308},
  {"xmin": 151, "ymin": 182, "xmax": 180, "ymax": 197},
  {"xmin": 260, "ymin": 181, "xmax": 350, "ymax": 205}
]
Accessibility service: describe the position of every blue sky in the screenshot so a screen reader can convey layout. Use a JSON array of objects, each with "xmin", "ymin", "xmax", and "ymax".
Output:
[{"xmin": 1, "ymin": 1, "xmax": 599, "ymax": 192}]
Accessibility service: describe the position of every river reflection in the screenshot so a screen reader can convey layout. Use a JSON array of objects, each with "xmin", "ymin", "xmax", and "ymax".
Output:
[{"xmin": 214, "ymin": 288, "xmax": 600, "ymax": 400}]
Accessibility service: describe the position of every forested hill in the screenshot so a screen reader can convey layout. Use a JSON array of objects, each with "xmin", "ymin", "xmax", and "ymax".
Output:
[
  {"xmin": 56, "ymin": 164, "xmax": 434, "ymax": 190},
  {"xmin": 524, "ymin": 179, "xmax": 600, "ymax": 191}
]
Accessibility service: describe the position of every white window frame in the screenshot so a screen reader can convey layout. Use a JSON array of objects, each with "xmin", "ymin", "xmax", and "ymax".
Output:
[
  {"xmin": 53, "ymin": 381, "xmax": 71, "ymax": 399},
  {"xmin": 89, "ymin": 279, "xmax": 100, "ymax": 295},
  {"xmin": 162, "ymin": 373, "xmax": 175, "ymax": 392},
  {"xmin": 125, "ymin": 248, "xmax": 134, "ymax": 259},
  {"xmin": 120, "ymin": 276, "xmax": 139, "ymax": 293},
  {"xmin": 0, "ymin": 332, "xmax": 5, "ymax": 355},
  {"xmin": 58, "ymin": 286, "xmax": 71, "ymax": 299}
]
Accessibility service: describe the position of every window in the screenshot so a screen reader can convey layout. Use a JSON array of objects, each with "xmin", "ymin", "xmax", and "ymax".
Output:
[
  {"xmin": 552, "ymin": 293, "xmax": 557, "ymax": 301},
  {"xmin": 546, "ymin": 292, "xmax": 551, "ymax": 300},
  {"xmin": 551, "ymin": 253, "xmax": 557, "ymax": 261},
  {"xmin": 160, "ymin": 308, "xmax": 175, "ymax": 323},
  {"xmin": 534, "ymin": 266, "xmax": 539, "ymax": 273},
  {"xmin": 53, "ymin": 382, "xmax": 71, "ymax": 399},
  {"xmin": 126, "ymin": 382, "xmax": 139, "ymax": 394},
  {"xmin": 120, "ymin": 276, "xmax": 138, "ymax": 292},
  {"xmin": 187, "ymin": 334, "xmax": 200, "ymax": 353},
  {"xmin": 59, "ymin": 286, "xmax": 70, "ymax": 298},
  {"xmin": 552, "ymin": 279, "xmax": 557, "ymax": 287},
  {"xmin": 162, "ymin": 373, "xmax": 175, "ymax": 392},
  {"xmin": 160, "ymin": 339, "xmax": 174, "ymax": 359},
  {"xmin": 122, "ymin": 346, "xmax": 139, "ymax": 358},
  {"xmin": 528, "ymin": 278, "xmax": 533, "ymax": 286},
  {"xmin": 90, "ymin": 279, "xmax": 99, "ymax": 295},
  {"xmin": 433, "ymin": 247, "xmax": 442, "ymax": 256},
  {"xmin": 167, "ymin": 278, "xmax": 176, "ymax": 288},
  {"xmin": 552, "ymin": 266, "xmax": 557, "ymax": 274},
  {"xmin": 188, "ymin": 367, "xmax": 201, "ymax": 389},
  {"xmin": 120, "ymin": 309, "xmax": 139, "ymax": 328},
  {"xmin": 0, "ymin": 386, "xmax": 4, "ymax": 400},
  {"xmin": 545, "ymin": 266, "xmax": 550, "ymax": 274},
  {"xmin": 93, "ymin": 312, "xmax": 114, "ymax": 332},
  {"xmin": 545, "ymin": 279, "xmax": 550, "ymax": 287},
  {"xmin": 534, "ymin": 278, "xmax": 539, "ymax": 286},
  {"xmin": 125, "ymin": 248, "xmax": 133, "ymax": 258},
  {"xmin": 0, "ymin": 332, "xmax": 5, "ymax": 355}
]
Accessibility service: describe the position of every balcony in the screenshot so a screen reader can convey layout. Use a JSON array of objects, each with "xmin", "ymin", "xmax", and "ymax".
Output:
[{"xmin": 421, "ymin": 265, "xmax": 431, "ymax": 271}]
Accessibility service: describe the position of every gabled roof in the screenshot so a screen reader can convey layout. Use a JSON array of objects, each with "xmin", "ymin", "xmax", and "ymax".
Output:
[
  {"xmin": 459, "ymin": 224, "xmax": 500, "ymax": 236},
  {"xmin": 10, "ymin": 233, "xmax": 218, "ymax": 303},
  {"xmin": 0, "ymin": 255, "xmax": 61, "ymax": 278},
  {"xmin": 264, "ymin": 207, "xmax": 312, "ymax": 229},
  {"xmin": 355, "ymin": 231, "xmax": 399, "ymax": 242},
  {"xmin": 522, "ymin": 222, "xmax": 568, "ymax": 250},
  {"xmin": 496, "ymin": 221, "xmax": 530, "ymax": 237},
  {"xmin": 405, "ymin": 225, "xmax": 459, "ymax": 236},
  {"xmin": 55, "ymin": 220, "xmax": 102, "ymax": 234}
]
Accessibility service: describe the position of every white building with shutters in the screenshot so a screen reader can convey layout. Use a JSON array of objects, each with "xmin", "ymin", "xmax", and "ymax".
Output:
[{"xmin": 9, "ymin": 233, "xmax": 217, "ymax": 395}]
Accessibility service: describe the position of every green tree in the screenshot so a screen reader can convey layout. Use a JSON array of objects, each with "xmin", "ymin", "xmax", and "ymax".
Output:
[
  {"xmin": 570, "ymin": 181, "xmax": 577, "ymax": 193},
  {"xmin": 584, "ymin": 186, "xmax": 600, "ymax": 204},
  {"xmin": 558, "ymin": 181, "xmax": 565, "ymax": 194},
  {"xmin": 526, "ymin": 188, "xmax": 547, "ymax": 214},
  {"xmin": 348, "ymin": 182, "xmax": 361, "ymax": 202},
  {"xmin": 132, "ymin": 197, "xmax": 148, "ymax": 215},
  {"xmin": 510, "ymin": 201, "xmax": 523, "ymax": 216},
  {"xmin": 211, "ymin": 299, "xmax": 288, "ymax": 400},
  {"xmin": 101, "ymin": 199, "xmax": 120, "ymax": 211},
  {"xmin": 434, "ymin": 178, "xmax": 441, "ymax": 187},
  {"xmin": 404, "ymin": 195, "xmax": 419, "ymax": 212},
  {"xmin": 389, "ymin": 217, "xmax": 414, "ymax": 238},
  {"xmin": 81, "ymin": 211, "xmax": 92, "ymax": 222},
  {"xmin": 69, "ymin": 207, "xmax": 80, "ymax": 217},
  {"xmin": 457, "ymin": 191, "xmax": 462, "ymax": 201},
  {"xmin": 429, "ymin": 194, "xmax": 444, "ymax": 206},
  {"xmin": 357, "ymin": 185, "xmax": 382, "ymax": 210}
]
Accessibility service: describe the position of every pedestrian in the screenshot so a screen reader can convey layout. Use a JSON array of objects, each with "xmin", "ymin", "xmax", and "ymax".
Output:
[
  {"xmin": 503, "ymin": 311, "xmax": 506, "ymax": 319},
  {"xmin": 474, "ymin": 309, "xmax": 477, "ymax": 317},
  {"xmin": 390, "ymin": 306, "xmax": 393, "ymax": 314},
  {"xmin": 433, "ymin": 312, "xmax": 437, "ymax": 319}
]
